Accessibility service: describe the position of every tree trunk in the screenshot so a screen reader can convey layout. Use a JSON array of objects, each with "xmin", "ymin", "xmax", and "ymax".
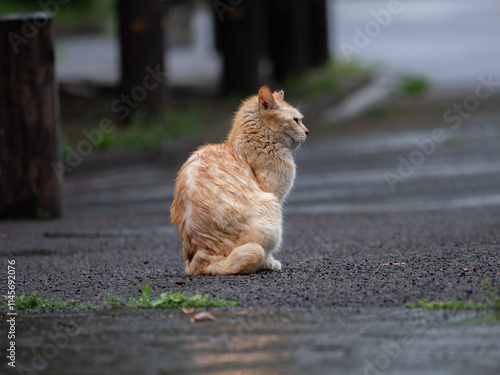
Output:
[
  {"xmin": 118, "ymin": 0, "xmax": 167, "ymax": 121},
  {"xmin": 307, "ymin": 0, "xmax": 330, "ymax": 67},
  {"xmin": 268, "ymin": 0, "xmax": 309, "ymax": 81},
  {"xmin": 0, "ymin": 12, "xmax": 61, "ymax": 219},
  {"xmin": 214, "ymin": 0, "xmax": 265, "ymax": 95}
]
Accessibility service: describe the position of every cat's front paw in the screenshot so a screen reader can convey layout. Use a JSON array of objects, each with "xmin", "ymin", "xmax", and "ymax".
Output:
[
  {"xmin": 260, "ymin": 257, "xmax": 281, "ymax": 271},
  {"xmin": 271, "ymin": 259, "xmax": 282, "ymax": 271}
]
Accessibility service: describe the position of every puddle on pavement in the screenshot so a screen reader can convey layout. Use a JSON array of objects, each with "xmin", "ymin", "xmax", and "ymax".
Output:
[{"xmin": 4, "ymin": 308, "xmax": 500, "ymax": 375}]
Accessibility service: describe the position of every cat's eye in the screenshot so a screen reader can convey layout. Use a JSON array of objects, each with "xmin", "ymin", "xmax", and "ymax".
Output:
[{"xmin": 294, "ymin": 118, "xmax": 300, "ymax": 124}]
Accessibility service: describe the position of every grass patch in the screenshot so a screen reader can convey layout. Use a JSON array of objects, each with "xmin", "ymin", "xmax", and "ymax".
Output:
[
  {"xmin": 61, "ymin": 107, "xmax": 203, "ymax": 153},
  {"xmin": 104, "ymin": 282, "xmax": 239, "ymax": 309},
  {"xmin": 394, "ymin": 75, "xmax": 430, "ymax": 97},
  {"xmin": 480, "ymin": 279, "xmax": 500, "ymax": 310},
  {"xmin": 0, "ymin": 0, "xmax": 115, "ymax": 34},
  {"xmin": 35, "ymin": 209, "xmax": 51, "ymax": 220},
  {"xmin": 2, "ymin": 283, "xmax": 239, "ymax": 312},
  {"xmin": 287, "ymin": 59, "xmax": 374, "ymax": 97},
  {"xmin": 362, "ymin": 107, "xmax": 388, "ymax": 121},
  {"xmin": 98, "ymin": 109, "xmax": 202, "ymax": 150},
  {"xmin": 404, "ymin": 299, "xmax": 486, "ymax": 310},
  {"xmin": 443, "ymin": 136, "xmax": 460, "ymax": 147},
  {"xmin": 2, "ymin": 291, "xmax": 89, "ymax": 311},
  {"xmin": 405, "ymin": 279, "xmax": 500, "ymax": 311}
]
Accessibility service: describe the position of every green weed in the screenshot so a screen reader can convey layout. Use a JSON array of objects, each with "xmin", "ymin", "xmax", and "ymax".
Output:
[
  {"xmin": 287, "ymin": 59, "xmax": 374, "ymax": 97},
  {"xmin": 405, "ymin": 279, "xmax": 500, "ymax": 311},
  {"xmin": 93, "ymin": 108, "xmax": 202, "ymax": 150},
  {"xmin": 404, "ymin": 299, "xmax": 486, "ymax": 310},
  {"xmin": 36, "ymin": 209, "xmax": 51, "ymax": 220},
  {"xmin": 394, "ymin": 75, "xmax": 430, "ymax": 97},
  {"xmin": 2, "ymin": 291, "xmax": 88, "ymax": 311},
  {"xmin": 2, "ymin": 284, "xmax": 239, "ymax": 313},
  {"xmin": 479, "ymin": 279, "xmax": 500, "ymax": 310},
  {"xmin": 104, "ymin": 282, "xmax": 239, "ymax": 309},
  {"xmin": 0, "ymin": 0, "xmax": 115, "ymax": 33}
]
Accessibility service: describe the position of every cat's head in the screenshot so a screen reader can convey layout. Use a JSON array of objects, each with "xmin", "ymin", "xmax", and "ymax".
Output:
[{"xmin": 257, "ymin": 86, "xmax": 309, "ymax": 149}]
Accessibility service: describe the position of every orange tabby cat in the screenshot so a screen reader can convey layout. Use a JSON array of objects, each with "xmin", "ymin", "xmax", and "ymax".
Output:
[{"xmin": 170, "ymin": 86, "xmax": 308, "ymax": 275}]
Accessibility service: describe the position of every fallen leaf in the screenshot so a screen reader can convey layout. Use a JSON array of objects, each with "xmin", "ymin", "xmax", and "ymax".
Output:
[
  {"xmin": 190, "ymin": 312, "xmax": 216, "ymax": 323},
  {"xmin": 182, "ymin": 306, "xmax": 194, "ymax": 314},
  {"xmin": 381, "ymin": 262, "xmax": 406, "ymax": 266},
  {"xmin": 298, "ymin": 261, "xmax": 304, "ymax": 264},
  {"xmin": 460, "ymin": 267, "xmax": 469, "ymax": 272},
  {"xmin": 323, "ymin": 257, "xmax": 329, "ymax": 260}
]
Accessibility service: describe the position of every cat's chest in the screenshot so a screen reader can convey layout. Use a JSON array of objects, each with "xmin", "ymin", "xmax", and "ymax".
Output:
[
  {"xmin": 257, "ymin": 154, "xmax": 296, "ymax": 200},
  {"xmin": 281, "ymin": 160, "xmax": 296, "ymax": 197}
]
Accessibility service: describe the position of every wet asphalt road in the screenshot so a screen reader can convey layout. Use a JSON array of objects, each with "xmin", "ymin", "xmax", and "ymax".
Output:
[
  {"xmin": 1, "ymin": 104, "xmax": 500, "ymax": 374},
  {"xmin": 4, "ymin": 308, "xmax": 499, "ymax": 375}
]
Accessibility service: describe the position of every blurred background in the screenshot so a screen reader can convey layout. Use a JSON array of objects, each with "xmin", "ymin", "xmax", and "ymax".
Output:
[
  {"xmin": 2, "ymin": 0, "xmax": 499, "ymax": 155},
  {"xmin": 1, "ymin": 0, "xmax": 500, "ymax": 218}
]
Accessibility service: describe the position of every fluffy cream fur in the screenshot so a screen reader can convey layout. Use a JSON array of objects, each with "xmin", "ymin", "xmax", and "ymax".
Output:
[{"xmin": 170, "ymin": 86, "xmax": 308, "ymax": 275}]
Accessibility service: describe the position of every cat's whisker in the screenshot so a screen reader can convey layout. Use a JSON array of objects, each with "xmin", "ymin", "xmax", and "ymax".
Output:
[{"xmin": 295, "ymin": 101, "xmax": 311, "ymax": 113}]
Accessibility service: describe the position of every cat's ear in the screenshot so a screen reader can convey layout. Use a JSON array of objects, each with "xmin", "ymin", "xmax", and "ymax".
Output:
[
  {"xmin": 258, "ymin": 86, "xmax": 279, "ymax": 110},
  {"xmin": 273, "ymin": 90, "xmax": 284, "ymax": 101}
]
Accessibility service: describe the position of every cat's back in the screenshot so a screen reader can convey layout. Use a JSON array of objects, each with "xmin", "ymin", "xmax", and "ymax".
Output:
[
  {"xmin": 171, "ymin": 143, "xmax": 269, "ymax": 226},
  {"xmin": 175, "ymin": 142, "xmax": 256, "ymax": 194}
]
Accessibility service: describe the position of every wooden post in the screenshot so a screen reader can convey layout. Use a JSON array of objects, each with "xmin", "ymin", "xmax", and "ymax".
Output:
[
  {"xmin": 268, "ymin": 0, "xmax": 309, "ymax": 81},
  {"xmin": 0, "ymin": 12, "xmax": 61, "ymax": 219},
  {"xmin": 118, "ymin": 0, "xmax": 167, "ymax": 120},
  {"xmin": 214, "ymin": 0, "xmax": 264, "ymax": 95},
  {"xmin": 268, "ymin": 0, "xmax": 330, "ymax": 80},
  {"xmin": 307, "ymin": 0, "xmax": 330, "ymax": 67}
]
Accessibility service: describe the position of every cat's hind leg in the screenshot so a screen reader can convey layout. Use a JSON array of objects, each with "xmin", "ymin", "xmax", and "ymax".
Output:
[{"xmin": 186, "ymin": 243, "xmax": 266, "ymax": 275}]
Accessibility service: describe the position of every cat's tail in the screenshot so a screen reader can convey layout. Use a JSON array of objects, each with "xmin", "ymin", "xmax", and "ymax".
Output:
[{"xmin": 185, "ymin": 243, "xmax": 266, "ymax": 275}]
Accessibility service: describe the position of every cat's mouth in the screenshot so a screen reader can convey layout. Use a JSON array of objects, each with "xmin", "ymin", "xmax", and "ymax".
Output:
[{"xmin": 291, "ymin": 134, "xmax": 307, "ymax": 149}]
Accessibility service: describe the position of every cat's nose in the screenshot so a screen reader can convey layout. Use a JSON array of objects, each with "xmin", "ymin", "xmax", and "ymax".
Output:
[{"xmin": 303, "ymin": 127, "xmax": 309, "ymax": 136}]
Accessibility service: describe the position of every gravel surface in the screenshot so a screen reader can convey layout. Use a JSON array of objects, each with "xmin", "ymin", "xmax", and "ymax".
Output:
[
  {"xmin": 2, "ymin": 110, "xmax": 500, "ymax": 309},
  {"xmin": 3, "ymin": 111, "xmax": 500, "ymax": 309},
  {"xmin": 2, "ymin": 205, "xmax": 499, "ymax": 309}
]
